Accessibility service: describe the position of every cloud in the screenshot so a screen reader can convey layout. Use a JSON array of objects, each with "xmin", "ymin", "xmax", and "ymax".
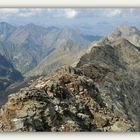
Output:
[
  {"xmin": 130, "ymin": 8, "xmax": 134, "ymax": 14},
  {"xmin": 17, "ymin": 9, "xmax": 43, "ymax": 17},
  {"xmin": 0, "ymin": 8, "xmax": 19, "ymax": 19},
  {"xmin": 0, "ymin": 8, "xmax": 19, "ymax": 14},
  {"xmin": 0, "ymin": 8, "xmax": 43, "ymax": 19},
  {"xmin": 41, "ymin": 9, "xmax": 78, "ymax": 19},
  {"xmin": 17, "ymin": 12, "xmax": 35, "ymax": 17},
  {"xmin": 64, "ymin": 9, "xmax": 78, "ymax": 18},
  {"xmin": 105, "ymin": 9, "xmax": 122, "ymax": 17}
]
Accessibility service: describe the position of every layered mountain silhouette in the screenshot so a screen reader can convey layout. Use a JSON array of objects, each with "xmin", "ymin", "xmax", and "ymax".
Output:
[
  {"xmin": 0, "ymin": 22, "xmax": 99, "ymax": 75},
  {"xmin": 0, "ymin": 24, "xmax": 139, "ymax": 131}
]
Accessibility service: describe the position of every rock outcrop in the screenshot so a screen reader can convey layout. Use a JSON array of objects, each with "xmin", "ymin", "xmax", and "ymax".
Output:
[{"xmin": 0, "ymin": 66, "xmax": 134, "ymax": 132}]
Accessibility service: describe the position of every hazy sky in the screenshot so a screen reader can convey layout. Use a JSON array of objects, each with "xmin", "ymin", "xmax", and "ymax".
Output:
[{"xmin": 0, "ymin": 8, "xmax": 140, "ymax": 35}]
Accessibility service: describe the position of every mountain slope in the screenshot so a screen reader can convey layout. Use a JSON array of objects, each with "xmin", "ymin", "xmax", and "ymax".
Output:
[
  {"xmin": 4, "ymin": 23, "xmax": 51, "ymax": 73},
  {"xmin": 7, "ymin": 23, "xmax": 48, "ymax": 46},
  {"xmin": 76, "ymin": 38, "xmax": 140, "ymax": 130},
  {"xmin": 26, "ymin": 27, "xmax": 93, "ymax": 76}
]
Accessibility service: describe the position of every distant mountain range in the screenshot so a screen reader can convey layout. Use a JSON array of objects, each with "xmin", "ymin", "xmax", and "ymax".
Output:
[{"xmin": 0, "ymin": 22, "xmax": 101, "ymax": 75}]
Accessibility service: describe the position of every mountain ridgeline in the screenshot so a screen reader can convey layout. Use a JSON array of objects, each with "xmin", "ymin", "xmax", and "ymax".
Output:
[
  {"xmin": 0, "ymin": 22, "xmax": 100, "ymax": 75},
  {"xmin": 0, "ymin": 24, "xmax": 140, "ymax": 131}
]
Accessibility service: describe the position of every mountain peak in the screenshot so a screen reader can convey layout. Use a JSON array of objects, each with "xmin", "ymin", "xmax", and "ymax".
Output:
[
  {"xmin": 25, "ymin": 23, "xmax": 37, "ymax": 27},
  {"xmin": 58, "ymin": 26, "xmax": 84, "ymax": 42},
  {"xmin": 23, "ymin": 23, "xmax": 42, "ymax": 29},
  {"xmin": 0, "ymin": 22, "xmax": 16, "ymax": 40},
  {"xmin": 0, "ymin": 21, "xmax": 13, "ymax": 26},
  {"xmin": 61, "ymin": 26, "xmax": 76, "ymax": 34},
  {"xmin": 110, "ymin": 25, "xmax": 140, "ymax": 37},
  {"xmin": 0, "ymin": 22, "xmax": 16, "ymax": 30},
  {"xmin": 117, "ymin": 24, "xmax": 134, "ymax": 30},
  {"xmin": 107, "ymin": 25, "xmax": 140, "ymax": 47}
]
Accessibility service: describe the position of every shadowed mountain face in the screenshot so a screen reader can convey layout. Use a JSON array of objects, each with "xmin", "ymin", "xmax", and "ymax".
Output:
[
  {"xmin": 0, "ymin": 22, "xmax": 99, "ymax": 75},
  {"xmin": 0, "ymin": 54, "xmax": 23, "ymax": 90},
  {"xmin": 0, "ymin": 54, "xmax": 23, "ymax": 105}
]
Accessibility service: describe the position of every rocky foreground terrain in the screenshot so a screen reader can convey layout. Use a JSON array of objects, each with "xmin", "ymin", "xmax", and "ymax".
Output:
[{"xmin": 0, "ymin": 66, "xmax": 134, "ymax": 132}]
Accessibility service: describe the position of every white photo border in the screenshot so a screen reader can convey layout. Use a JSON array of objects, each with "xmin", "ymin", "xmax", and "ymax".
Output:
[{"xmin": 0, "ymin": 0, "xmax": 140, "ymax": 140}]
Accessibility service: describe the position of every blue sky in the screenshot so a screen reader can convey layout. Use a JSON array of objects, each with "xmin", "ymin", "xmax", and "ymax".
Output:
[{"xmin": 0, "ymin": 8, "xmax": 140, "ymax": 35}]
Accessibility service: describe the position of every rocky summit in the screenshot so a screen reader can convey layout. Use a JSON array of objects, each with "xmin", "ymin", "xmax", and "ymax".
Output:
[{"xmin": 0, "ymin": 66, "xmax": 134, "ymax": 132}]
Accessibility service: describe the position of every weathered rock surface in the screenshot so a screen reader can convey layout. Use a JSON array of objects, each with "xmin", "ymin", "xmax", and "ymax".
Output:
[
  {"xmin": 0, "ymin": 66, "xmax": 134, "ymax": 132},
  {"xmin": 76, "ymin": 38, "xmax": 140, "ymax": 130}
]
